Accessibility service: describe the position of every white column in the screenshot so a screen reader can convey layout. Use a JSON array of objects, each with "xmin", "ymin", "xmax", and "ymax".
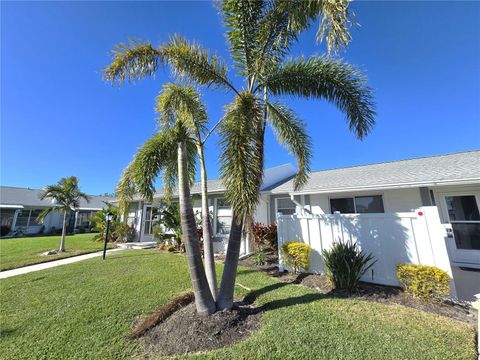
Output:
[{"xmin": 11, "ymin": 209, "xmax": 20, "ymax": 231}]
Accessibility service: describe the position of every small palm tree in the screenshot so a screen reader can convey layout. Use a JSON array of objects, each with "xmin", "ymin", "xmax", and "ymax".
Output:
[{"xmin": 38, "ymin": 176, "xmax": 90, "ymax": 253}]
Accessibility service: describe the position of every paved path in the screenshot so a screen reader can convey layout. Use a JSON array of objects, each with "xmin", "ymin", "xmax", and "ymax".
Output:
[{"xmin": 0, "ymin": 248, "xmax": 125, "ymax": 279}]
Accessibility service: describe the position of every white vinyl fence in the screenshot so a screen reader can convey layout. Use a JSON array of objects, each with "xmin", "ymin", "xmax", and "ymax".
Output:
[{"xmin": 277, "ymin": 206, "xmax": 454, "ymax": 289}]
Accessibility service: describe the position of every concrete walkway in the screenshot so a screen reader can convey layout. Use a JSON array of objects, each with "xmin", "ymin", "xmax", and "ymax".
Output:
[{"xmin": 0, "ymin": 248, "xmax": 125, "ymax": 279}]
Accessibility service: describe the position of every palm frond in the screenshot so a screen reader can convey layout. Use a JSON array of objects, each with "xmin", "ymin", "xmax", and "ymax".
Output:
[
  {"xmin": 264, "ymin": 56, "xmax": 375, "ymax": 139},
  {"xmin": 219, "ymin": 0, "xmax": 264, "ymax": 77},
  {"xmin": 266, "ymin": 101, "xmax": 311, "ymax": 190},
  {"xmin": 286, "ymin": 0, "xmax": 352, "ymax": 53},
  {"xmin": 219, "ymin": 92, "xmax": 264, "ymax": 219},
  {"xmin": 116, "ymin": 162, "xmax": 137, "ymax": 215},
  {"xmin": 155, "ymin": 83, "xmax": 208, "ymax": 136},
  {"xmin": 162, "ymin": 35, "xmax": 238, "ymax": 94},
  {"xmin": 103, "ymin": 39, "xmax": 163, "ymax": 85},
  {"xmin": 36, "ymin": 207, "xmax": 57, "ymax": 223}
]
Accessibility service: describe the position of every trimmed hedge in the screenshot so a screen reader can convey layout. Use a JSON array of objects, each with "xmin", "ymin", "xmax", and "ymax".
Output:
[
  {"xmin": 281, "ymin": 241, "xmax": 312, "ymax": 273},
  {"xmin": 396, "ymin": 263, "xmax": 450, "ymax": 301}
]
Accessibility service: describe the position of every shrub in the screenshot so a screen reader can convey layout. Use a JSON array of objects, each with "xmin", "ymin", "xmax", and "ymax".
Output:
[
  {"xmin": 281, "ymin": 241, "xmax": 312, "ymax": 273},
  {"xmin": 322, "ymin": 241, "xmax": 376, "ymax": 291},
  {"xmin": 113, "ymin": 223, "xmax": 136, "ymax": 243},
  {"xmin": 165, "ymin": 245, "xmax": 176, "ymax": 252},
  {"xmin": 250, "ymin": 251, "xmax": 268, "ymax": 265},
  {"xmin": 396, "ymin": 264, "xmax": 450, "ymax": 301},
  {"xmin": 252, "ymin": 222, "xmax": 277, "ymax": 251},
  {"xmin": 0, "ymin": 225, "xmax": 10, "ymax": 237}
]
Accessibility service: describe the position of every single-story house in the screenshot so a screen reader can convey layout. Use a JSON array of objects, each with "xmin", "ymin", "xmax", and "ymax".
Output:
[
  {"xmin": 272, "ymin": 150, "xmax": 480, "ymax": 301},
  {"xmin": 123, "ymin": 163, "xmax": 297, "ymax": 255},
  {"xmin": 0, "ymin": 186, "xmax": 114, "ymax": 236}
]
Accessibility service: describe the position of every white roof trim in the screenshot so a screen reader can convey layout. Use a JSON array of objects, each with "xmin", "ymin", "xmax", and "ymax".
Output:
[
  {"xmin": 287, "ymin": 178, "xmax": 480, "ymax": 195},
  {"xmin": 0, "ymin": 204, "xmax": 24, "ymax": 209}
]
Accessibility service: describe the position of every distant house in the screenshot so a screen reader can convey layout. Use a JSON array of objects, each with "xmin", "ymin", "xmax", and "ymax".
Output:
[
  {"xmin": 122, "ymin": 164, "xmax": 297, "ymax": 255},
  {"xmin": 0, "ymin": 186, "xmax": 114, "ymax": 236}
]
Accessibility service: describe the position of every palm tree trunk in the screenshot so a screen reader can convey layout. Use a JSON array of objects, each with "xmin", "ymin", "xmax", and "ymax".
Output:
[
  {"xmin": 197, "ymin": 143, "xmax": 218, "ymax": 301},
  {"xmin": 216, "ymin": 214, "xmax": 244, "ymax": 311},
  {"xmin": 59, "ymin": 210, "xmax": 67, "ymax": 253},
  {"xmin": 177, "ymin": 141, "xmax": 216, "ymax": 316}
]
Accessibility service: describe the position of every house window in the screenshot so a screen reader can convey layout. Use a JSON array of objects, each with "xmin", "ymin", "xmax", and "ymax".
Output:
[
  {"xmin": 216, "ymin": 198, "xmax": 232, "ymax": 235},
  {"xmin": 276, "ymin": 197, "xmax": 296, "ymax": 215},
  {"xmin": 330, "ymin": 195, "xmax": 384, "ymax": 214},
  {"xmin": 15, "ymin": 209, "xmax": 42, "ymax": 227},
  {"xmin": 76, "ymin": 211, "xmax": 93, "ymax": 227}
]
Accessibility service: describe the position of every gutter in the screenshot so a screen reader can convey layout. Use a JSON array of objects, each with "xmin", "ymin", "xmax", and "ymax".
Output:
[{"xmin": 277, "ymin": 178, "xmax": 480, "ymax": 196}]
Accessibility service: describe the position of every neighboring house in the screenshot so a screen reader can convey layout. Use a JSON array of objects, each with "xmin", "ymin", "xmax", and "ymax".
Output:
[
  {"xmin": 273, "ymin": 150, "xmax": 480, "ymax": 301},
  {"xmin": 0, "ymin": 186, "xmax": 114, "ymax": 236},
  {"xmin": 123, "ymin": 164, "xmax": 297, "ymax": 255}
]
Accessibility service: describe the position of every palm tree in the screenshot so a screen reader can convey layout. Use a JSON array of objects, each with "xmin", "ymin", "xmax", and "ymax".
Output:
[
  {"xmin": 38, "ymin": 176, "xmax": 90, "ymax": 253},
  {"xmin": 104, "ymin": 0, "xmax": 375, "ymax": 311},
  {"xmin": 115, "ymin": 88, "xmax": 217, "ymax": 315}
]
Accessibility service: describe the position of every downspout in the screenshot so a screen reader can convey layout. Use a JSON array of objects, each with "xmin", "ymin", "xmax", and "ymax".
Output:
[{"xmin": 290, "ymin": 194, "xmax": 312, "ymax": 216}]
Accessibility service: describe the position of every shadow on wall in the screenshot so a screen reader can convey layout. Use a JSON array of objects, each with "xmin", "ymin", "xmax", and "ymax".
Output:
[{"xmin": 279, "ymin": 212, "xmax": 425, "ymax": 287}]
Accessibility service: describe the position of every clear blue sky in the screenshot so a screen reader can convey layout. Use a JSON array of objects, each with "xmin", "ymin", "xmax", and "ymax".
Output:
[{"xmin": 1, "ymin": 1, "xmax": 479, "ymax": 195}]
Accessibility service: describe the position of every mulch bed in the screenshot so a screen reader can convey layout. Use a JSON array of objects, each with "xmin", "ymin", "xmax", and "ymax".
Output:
[
  {"xmin": 239, "ymin": 251, "xmax": 477, "ymax": 327},
  {"xmin": 140, "ymin": 303, "xmax": 260, "ymax": 357}
]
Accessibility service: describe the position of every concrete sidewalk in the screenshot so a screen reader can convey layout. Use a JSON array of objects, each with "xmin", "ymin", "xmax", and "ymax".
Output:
[{"xmin": 0, "ymin": 248, "xmax": 125, "ymax": 279}]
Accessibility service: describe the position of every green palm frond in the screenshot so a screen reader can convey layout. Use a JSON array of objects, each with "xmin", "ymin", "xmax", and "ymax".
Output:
[
  {"xmin": 162, "ymin": 35, "xmax": 238, "ymax": 94},
  {"xmin": 219, "ymin": 92, "xmax": 264, "ymax": 219},
  {"xmin": 266, "ymin": 101, "xmax": 311, "ymax": 190},
  {"xmin": 103, "ymin": 39, "xmax": 163, "ymax": 85},
  {"xmin": 155, "ymin": 83, "xmax": 208, "ymax": 136},
  {"xmin": 36, "ymin": 207, "xmax": 56, "ymax": 223},
  {"xmin": 116, "ymin": 162, "xmax": 137, "ymax": 215},
  {"xmin": 285, "ymin": 0, "xmax": 352, "ymax": 54},
  {"xmin": 219, "ymin": 0, "xmax": 264, "ymax": 77},
  {"xmin": 264, "ymin": 56, "xmax": 375, "ymax": 139}
]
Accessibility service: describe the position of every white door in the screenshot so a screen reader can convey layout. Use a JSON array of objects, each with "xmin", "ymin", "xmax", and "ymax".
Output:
[
  {"xmin": 439, "ymin": 192, "xmax": 480, "ymax": 266},
  {"xmin": 141, "ymin": 205, "xmax": 160, "ymax": 242}
]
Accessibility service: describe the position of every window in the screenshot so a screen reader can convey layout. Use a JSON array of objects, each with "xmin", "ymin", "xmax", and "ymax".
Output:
[
  {"xmin": 76, "ymin": 211, "xmax": 93, "ymax": 227},
  {"xmin": 216, "ymin": 198, "xmax": 232, "ymax": 235},
  {"xmin": 445, "ymin": 195, "xmax": 480, "ymax": 250},
  {"xmin": 276, "ymin": 197, "xmax": 296, "ymax": 215},
  {"xmin": 330, "ymin": 195, "xmax": 384, "ymax": 214},
  {"xmin": 15, "ymin": 209, "xmax": 43, "ymax": 227}
]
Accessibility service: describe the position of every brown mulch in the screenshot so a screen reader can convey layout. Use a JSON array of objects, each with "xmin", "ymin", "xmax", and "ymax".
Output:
[
  {"xmin": 131, "ymin": 292, "xmax": 194, "ymax": 338},
  {"xmin": 238, "ymin": 251, "xmax": 477, "ymax": 327},
  {"xmin": 141, "ymin": 303, "xmax": 260, "ymax": 357}
]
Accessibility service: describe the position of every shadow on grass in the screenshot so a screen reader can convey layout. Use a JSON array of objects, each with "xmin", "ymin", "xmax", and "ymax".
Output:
[{"xmin": 240, "ymin": 273, "xmax": 325, "ymax": 314}]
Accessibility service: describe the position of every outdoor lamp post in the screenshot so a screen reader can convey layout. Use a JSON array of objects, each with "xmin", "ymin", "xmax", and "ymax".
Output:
[{"xmin": 103, "ymin": 212, "xmax": 114, "ymax": 260}]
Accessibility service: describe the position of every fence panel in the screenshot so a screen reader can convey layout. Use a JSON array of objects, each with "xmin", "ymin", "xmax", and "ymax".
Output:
[{"xmin": 277, "ymin": 206, "xmax": 453, "ymax": 287}]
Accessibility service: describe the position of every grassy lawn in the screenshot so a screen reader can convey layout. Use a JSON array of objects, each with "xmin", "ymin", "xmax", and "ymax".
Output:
[
  {"xmin": 0, "ymin": 250, "xmax": 476, "ymax": 360},
  {"xmin": 0, "ymin": 234, "xmax": 114, "ymax": 271}
]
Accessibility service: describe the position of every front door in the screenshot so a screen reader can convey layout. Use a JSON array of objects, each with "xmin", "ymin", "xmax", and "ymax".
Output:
[
  {"xmin": 439, "ymin": 192, "xmax": 480, "ymax": 266},
  {"xmin": 142, "ymin": 205, "xmax": 159, "ymax": 242}
]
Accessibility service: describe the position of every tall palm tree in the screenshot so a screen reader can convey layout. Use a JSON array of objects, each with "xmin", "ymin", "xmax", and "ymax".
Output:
[
  {"xmin": 38, "ymin": 176, "xmax": 90, "ymax": 253},
  {"xmin": 104, "ymin": 0, "xmax": 375, "ymax": 311},
  {"xmin": 116, "ymin": 86, "xmax": 218, "ymax": 315}
]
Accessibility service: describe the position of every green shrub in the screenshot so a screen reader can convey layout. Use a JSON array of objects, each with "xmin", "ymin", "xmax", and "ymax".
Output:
[
  {"xmin": 281, "ymin": 241, "xmax": 312, "ymax": 273},
  {"xmin": 250, "ymin": 251, "xmax": 268, "ymax": 265},
  {"xmin": 396, "ymin": 263, "xmax": 450, "ymax": 301},
  {"xmin": 165, "ymin": 245, "xmax": 176, "ymax": 252},
  {"xmin": 322, "ymin": 241, "xmax": 376, "ymax": 291}
]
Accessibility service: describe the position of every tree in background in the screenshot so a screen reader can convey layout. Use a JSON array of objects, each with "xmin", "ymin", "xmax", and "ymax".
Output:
[{"xmin": 37, "ymin": 176, "xmax": 90, "ymax": 253}]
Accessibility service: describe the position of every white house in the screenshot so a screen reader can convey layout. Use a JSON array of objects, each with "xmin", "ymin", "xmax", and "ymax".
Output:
[
  {"xmin": 0, "ymin": 186, "xmax": 114, "ymax": 236},
  {"xmin": 272, "ymin": 150, "xmax": 480, "ymax": 301},
  {"xmin": 122, "ymin": 163, "xmax": 297, "ymax": 255}
]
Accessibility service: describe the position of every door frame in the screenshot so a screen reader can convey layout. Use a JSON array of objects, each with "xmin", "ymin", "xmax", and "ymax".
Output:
[{"xmin": 436, "ymin": 190, "xmax": 480, "ymax": 266}]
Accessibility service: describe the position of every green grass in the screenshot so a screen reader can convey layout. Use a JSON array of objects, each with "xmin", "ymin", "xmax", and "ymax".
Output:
[
  {"xmin": 0, "ymin": 251, "xmax": 476, "ymax": 360},
  {"xmin": 0, "ymin": 233, "xmax": 113, "ymax": 271}
]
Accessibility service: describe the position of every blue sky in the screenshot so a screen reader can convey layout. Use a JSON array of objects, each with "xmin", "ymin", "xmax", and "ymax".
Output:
[{"xmin": 1, "ymin": 1, "xmax": 479, "ymax": 195}]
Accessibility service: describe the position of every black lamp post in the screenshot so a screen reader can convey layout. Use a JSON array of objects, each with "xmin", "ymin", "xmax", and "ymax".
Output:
[{"xmin": 103, "ymin": 212, "xmax": 114, "ymax": 260}]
